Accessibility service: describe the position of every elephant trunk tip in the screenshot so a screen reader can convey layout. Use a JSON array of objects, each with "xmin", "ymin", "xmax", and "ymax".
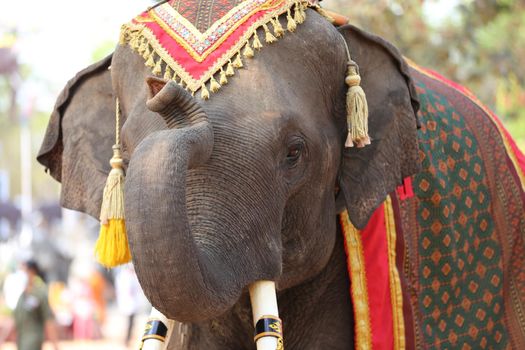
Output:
[{"xmin": 145, "ymin": 76, "xmax": 208, "ymax": 128}]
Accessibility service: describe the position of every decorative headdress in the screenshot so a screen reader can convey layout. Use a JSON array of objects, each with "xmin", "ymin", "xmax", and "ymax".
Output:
[{"xmin": 119, "ymin": 0, "xmax": 310, "ymax": 99}]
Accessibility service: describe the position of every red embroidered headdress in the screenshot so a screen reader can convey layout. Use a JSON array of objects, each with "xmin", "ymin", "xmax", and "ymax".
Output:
[{"xmin": 120, "ymin": 0, "xmax": 309, "ymax": 99}]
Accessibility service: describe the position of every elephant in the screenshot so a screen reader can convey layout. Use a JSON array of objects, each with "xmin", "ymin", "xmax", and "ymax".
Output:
[{"xmin": 37, "ymin": 4, "xmax": 525, "ymax": 350}]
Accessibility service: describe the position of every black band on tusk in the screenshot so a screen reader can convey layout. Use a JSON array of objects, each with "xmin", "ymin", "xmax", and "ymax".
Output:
[
  {"xmin": 254, "ymin": 315, "xmax": 283, "ymax": 341},
  {"xmin": 141, "ymin": 319, "xmax": 168, "ymax": 342}
]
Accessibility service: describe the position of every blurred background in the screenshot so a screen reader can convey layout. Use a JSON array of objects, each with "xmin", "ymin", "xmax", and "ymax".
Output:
[{"xmin": 0, "ymin": 0, "xmax": 524, "ymax": 349}]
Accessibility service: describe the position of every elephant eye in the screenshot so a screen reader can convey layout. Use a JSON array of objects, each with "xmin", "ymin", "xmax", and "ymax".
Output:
[{"xmin": 286, "ymin": 141, "xmax": 304, "ymax": 165}]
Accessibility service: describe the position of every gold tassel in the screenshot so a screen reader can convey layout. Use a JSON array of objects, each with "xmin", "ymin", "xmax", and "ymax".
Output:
[
  {"xmin": 226, "ymin": 61, "xmax": 235, "ymax": 76},
  {"xmin": 273, "ymin": 17, "xmax": 285, "ymax": 37},
  {"xmin": 287, "ymin": 10, "xmax": 297, "ymax": 32},
  {"xmin": 253, "ymin": 32, "xmax": 263, "ymax": 50},
  {"xmin": 233, "ymin": 52, "xmax": 243, "ymax": 68},
  {"xmin": 143, "ymin": 45, "xmax": 151, "ymax": 60},
  {"xmin": 201, "ymin": 83, "xmax": 210, "ymax": 100},
  {"xmin": 152, "ymin": 58, "xmax": 162, "ymax": 75},
  {"xmin": 344, "ymin": 66, "xmax": 370, "ymax": 148},
  {"xmin": 130, "ymin": 33, "xmax": 140, "ymax": 50},
  {"xmin": 164, "ymin": 66, "xmax": 173, "ymax": 80},
  {"xmin": 294, "ymin": 2, "xmax": 305, "ymax": 24},
  {"xmin": 243, "ymin": 41, "xmax": 254, "ymax": 58},
  {"xmin": 145, "ymin": 53, "xmax": 155, "ymax": 68},
  {"xmin": 119, "ymin": 25, "xmax": 127, "ymax": 45},
  {"xmin": 96, "ymin": 141, "xmax": 131, "ymax": 268},
  {"xmin": 263, "ymin": 24, "xmax": 277, "ymax": 43},
  {"xmin": 210, "ymin": 76, "xmax": 221, "ymax": 93},
  {"xmin": 219, "ymin": 68, "xmax": 228, "ymax": 85},
  {"xmin": 138, "ymin": 38, "xmax": 147, "ymax": 55}
]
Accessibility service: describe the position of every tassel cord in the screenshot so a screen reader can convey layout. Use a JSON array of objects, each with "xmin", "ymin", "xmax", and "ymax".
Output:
[{"xmin": 115, "ymin": 99, "xmax": 121, "ymax": 146}]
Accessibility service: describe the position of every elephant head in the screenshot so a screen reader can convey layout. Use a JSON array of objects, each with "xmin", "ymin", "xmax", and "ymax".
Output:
[{"xmin": 37, "ymin": 11, "xmax": 419, "ymax": 323}]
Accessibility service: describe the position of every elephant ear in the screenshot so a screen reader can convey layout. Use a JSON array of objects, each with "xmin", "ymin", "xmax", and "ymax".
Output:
[
  {"xmin": 337, "ymin": 25, "xmax": 420, "ymax": 229},
  {"xmin": 37, "ymin": 54, "xmax": 114, "ymax": 219}
]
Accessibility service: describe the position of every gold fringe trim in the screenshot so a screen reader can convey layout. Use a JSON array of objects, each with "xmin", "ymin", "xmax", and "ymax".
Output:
[
  {"xmin": 152, "ymin": 57, "xmax": 163, "ymax": 75},
  {"xmin": 294, "ymin": 1, "xmax": 305, "ymax": 24},
  {"xmin": 253, "ymin": 31, "xmax": 263, "ymax": 49},
  {"xmin": 226, "ymin": 61, "xmax": 235, "ymax": 76},
  {"xmin": 219, "ymin": 68, "xmax": 228, "ymax": 85},
  {"xmin": 201, "ymin": 83, "xmax": 210, "ymax": 100},
  {"xmin": 209, "ymin": 76, "xmax": 221, "ymax": 93},
  {"xmin": 263, "ymin": 24, "xmax": 277, "ymax": 43},
  {"xmin": 164, "ymin": 66, "xmax": 173, "ymax": 80},
  {"xmin": 384, "ymin": 196, "xmax": 406, "ymax": 350},
  {"xmin": 243, "ymin": 41, "xmax": 254, "ymax": 58},
  {"xmin": 232, "ymin": 52, "xmax": 243, "ymax": 68},
  {"xmin": 340, "ymin": 211, "xmax": 373, "ymax": 350},
  {"xmin": 272, "ymin": 17, "xmax": 284, "ymax": 37},
  {"xmin": 119, "ymin": 1, "xmax": 311, "ymax": 98},
  {"xmin": 286, "ymin": 9, "xmax": 297, "ymax": 32}
]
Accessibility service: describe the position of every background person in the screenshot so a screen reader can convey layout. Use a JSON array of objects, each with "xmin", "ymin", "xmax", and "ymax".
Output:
[{"xmin": 0, "ymin": 259, "xmax": 59, "ymax": 350}]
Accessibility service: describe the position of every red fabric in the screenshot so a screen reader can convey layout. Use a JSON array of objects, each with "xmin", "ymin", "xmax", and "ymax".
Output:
[
  {"xmin": 360, "ymin": 203, "xmax": 394, "ymax": 350},
  {"xmin": 135, "ymin": 10, "xmax": 267, "ymax": 81},
  {"xmin": 396, "ymin": 177, "xmax": 414, "ymax": 200}
]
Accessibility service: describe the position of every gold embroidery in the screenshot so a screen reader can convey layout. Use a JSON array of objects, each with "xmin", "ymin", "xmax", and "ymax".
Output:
[
  {"xmin": 340, "ymin": 210, "xmax": 372, "ymax": 350},
  {"xmin": 384, "ymin": 196, "xmax": 406, "ymax": 350}
]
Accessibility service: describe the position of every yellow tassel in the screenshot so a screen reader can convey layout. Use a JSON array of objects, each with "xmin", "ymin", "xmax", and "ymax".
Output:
[
  {"xmin": 253, "ymin": 32, "xmax": 263, "ymax": 50},
  {"xmin": 243, "ymin": 41, "xmax": 254, "ymax": 58},
  {"xmin": 152, "ymin": 58, "xmax": 162, "ymax": 75},
  {"xmin": 263, "ymin": 24, "xmax": 277, "ymax": 43},
  {"xmin": 226, "ymin": 61, "xmax": 235, "ymax": 76},
  {"xmin": 96, "ymin": 145, "xmax": 131, "ymax": 268},
  {"xmin": 344, "ymin": 67, "xmax": 370, "ymax": 148},
  {"xmin": 164, "ymin": 66, "xmax": 173, "ymax": 80},
  {"xmin": 210, "ymin": 76, "xmax": 221, "ymax": 93},
  {"xmin": 201, "ymin": 84, "xmax": 210, "ymax": 100},
  {"xmin": 233, "ymin": 52, "xmax": 243, "ymax": 68},
  {"xmin": 273, "ymin": 17, "xmax": 284, "ymax": 37},
  {"xmin": 287, "ymin": 10, "xmax": 297, "ymax": 32},
  {"xmin": 145, "ymin": 53, "xmax": 155, "ymax": 68},
  {"xmin": 219, "ymin": 68, "xmax": 228, "ymax": 85}
]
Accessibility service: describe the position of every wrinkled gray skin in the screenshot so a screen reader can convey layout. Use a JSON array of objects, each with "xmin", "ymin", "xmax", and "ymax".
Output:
[{"xmin": 38, "ymin": 10, "xmax": 419, "ymax": 349}]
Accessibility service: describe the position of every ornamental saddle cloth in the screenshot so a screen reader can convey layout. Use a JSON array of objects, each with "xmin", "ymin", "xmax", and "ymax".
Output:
[
  {"xmin": 120, "ymin": 0, "xmax": 311, "ymax": 99},
  {"xmin": 340, "ymin": 62, "xmax": 525, "ymax": 350}
]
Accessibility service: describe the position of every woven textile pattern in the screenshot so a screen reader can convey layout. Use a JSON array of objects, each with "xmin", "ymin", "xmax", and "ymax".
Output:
[
  {"xmin": 170, "ymin": 0, "xmax": 245, "ymax": 32},
  {"xmin": 394, "ymin": 65, "xmax": 525, "ymax": 349}
]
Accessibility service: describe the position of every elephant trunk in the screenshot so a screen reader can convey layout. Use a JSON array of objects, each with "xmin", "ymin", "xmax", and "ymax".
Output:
[{"xmin": 125, "ymin": 81, "xmax": 225, "ymax": 321}]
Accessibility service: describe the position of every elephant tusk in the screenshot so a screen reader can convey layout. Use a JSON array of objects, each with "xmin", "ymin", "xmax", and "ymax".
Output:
[
  {"xmin": 249, "ymin": 281, "xmax": 283, "ymax": 350},
  {"xmin": 140, "ymin": 307, "xmax": 175, "ymax": 350}
]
